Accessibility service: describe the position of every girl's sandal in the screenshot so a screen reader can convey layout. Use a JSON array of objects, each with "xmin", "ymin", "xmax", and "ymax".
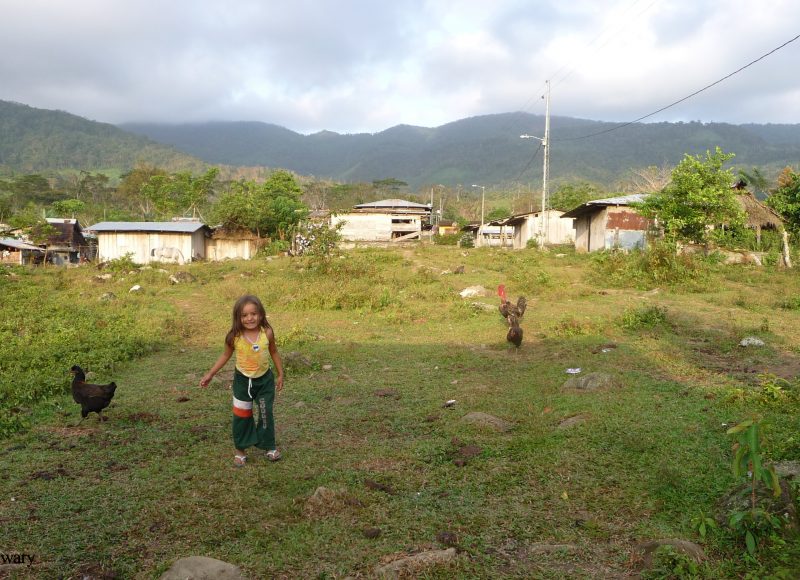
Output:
[
  {"xmin": 234, "ymin": 454, "xmax": 247, "ymax": 467},
  {"xmin": 265, "ymin": 449, "xmax": 282, "ymax": 462}
]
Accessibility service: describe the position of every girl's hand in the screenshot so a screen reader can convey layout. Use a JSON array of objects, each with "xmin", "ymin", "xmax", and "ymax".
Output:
[
  {"xmin": 199, "ymin": 374, "xmax": 213, "ymax": 388},
  {"xmin": 276, "ymin": 374, "xmax": 284, "ymax": 392}
]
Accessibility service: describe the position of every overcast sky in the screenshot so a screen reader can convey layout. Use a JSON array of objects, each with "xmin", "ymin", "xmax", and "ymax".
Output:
[{"xmin": 2, "ymin": 0, "xmax": 799, "ymax": 134}]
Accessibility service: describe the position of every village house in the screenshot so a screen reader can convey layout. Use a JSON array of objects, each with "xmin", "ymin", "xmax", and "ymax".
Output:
[
  {"xmin": 490, "ymin": 209, "xmax": 576, "ymax": 249},
  {"xmin": 460, "ymin": 223, "xmax": 514, "ymax": 247},
  {"xmin": 206, "ymin": 228, "xmax": 259, "ymax": 261},
  {"xmin": 87, "ymin": 221, "xmax": 211, "ymax": 264},
  {"xmin": 331, "ymin": 199, "xmax": 430, "ymax": 242},
  {"xmin": 0, "ymin": 237, "xmax": 44, "ymax": 265},
  {"xmin": 562, "ymin": 194, "xmax": 651, "ymax": 253},
  {"xmin": 44, "ymin": 218, "xmax": 93, "ymax": 264},
  {"xmin": 436, "ymin": 221, "xmax": 460, "ymax": 236}
]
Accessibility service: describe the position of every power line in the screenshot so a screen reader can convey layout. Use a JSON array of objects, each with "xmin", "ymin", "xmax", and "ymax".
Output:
[
  {"xmin": 513, "ymin": 141, "xmax": 542, "ymax": 182},
  {"xmin": 556, "ymin": 31, "xmax": 800, "ymax": 142},
  {"xmin": 550, "ymin": 0, "xmax": 661, "ymax": 89}
]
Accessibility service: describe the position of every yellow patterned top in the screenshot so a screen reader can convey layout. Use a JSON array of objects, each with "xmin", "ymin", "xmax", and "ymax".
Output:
[{"xmin": 234, "ymin": 331, "xmax": 270, "ymax": 378}]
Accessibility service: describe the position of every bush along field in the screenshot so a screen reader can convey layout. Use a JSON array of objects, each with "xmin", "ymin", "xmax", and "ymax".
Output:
[{"xmin": 1, "ymin": 245, "xmax": 799, "ymax": 578}]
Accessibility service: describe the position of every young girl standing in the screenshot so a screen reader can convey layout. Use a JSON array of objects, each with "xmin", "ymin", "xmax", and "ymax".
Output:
[{"xmin": 200, "ymin": 294, "xmax": 284, "ymax": 466}]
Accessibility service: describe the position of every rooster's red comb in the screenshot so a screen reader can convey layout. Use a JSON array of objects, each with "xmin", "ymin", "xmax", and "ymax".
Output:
[{"xmin": 497, "ymin": 284, "xmax": 506, "ymax": 299}]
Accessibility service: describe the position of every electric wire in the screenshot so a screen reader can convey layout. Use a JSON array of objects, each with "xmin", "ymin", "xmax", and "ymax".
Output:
[
  {"xmin": 555, "ymin": 32, "xmax": 800, "ymax": 142},
  {"xmin": 513, "ymin": 141, "xmax": 542, "ymax": 182},
  {"xmin": 550, "ymin": 0, "xmax": 661, "ymax": 90}
]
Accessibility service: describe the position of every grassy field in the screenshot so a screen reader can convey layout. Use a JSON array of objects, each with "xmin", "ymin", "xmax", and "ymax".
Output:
[{"xmin": 1, "ymin": 245, "xmax": 799, "ymax": 578}]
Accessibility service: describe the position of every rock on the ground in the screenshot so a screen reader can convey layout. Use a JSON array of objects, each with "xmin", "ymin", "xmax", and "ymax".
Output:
[
  {"xmin": 459, "ymin": 285, "xmax": 489, "ymax": 298},
  {"xmin": 635, "ymin": 539, "xmax": 706, "ymax": 570},
  {"xmin": 775, "ymin": 460, "xmax": 800, "ymax": 480},
  {"xmin": 374, "ymin": 548, "xmax": 457, "ymax": 577},
  {"xmin": 283, "ymin": 351, "xmax": 313, "ymax": 370},
  {"xmin": 558, "ymin": 414, "xmax": 589, "ymax": 429},
  {"xmin": 461, "ymin": 412, "xmax": 514, "ymax": 432},
  {"xmin": 716, "ymin": 480, "xmax": 798, "ymax": 532},
  {"xmin": 159, "ymin": 556, "xmax": 246, "ymax": 580},
  {"xmin": 562, "ymin": 372, "xmax": 617, "ymax": 391},
  {"xmin": 739, "ymin": 336, "xmax": 765, "ymax": 347},
  {"xmin": 169, "ymin": 271, "xmax": 197, "ymax": 284}
]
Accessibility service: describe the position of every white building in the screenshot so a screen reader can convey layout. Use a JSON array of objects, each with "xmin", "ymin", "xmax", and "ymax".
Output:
[
  {"xmin": 87, "ymin": 221, "xmax": 210, "ymax": 264},
  {"xmin": 331, "ymin": 199, "xmax": 431, "ymax": 242},
  {"xmin": 493, "ymin": 210, "xmax": 575, "ymax": 249}
]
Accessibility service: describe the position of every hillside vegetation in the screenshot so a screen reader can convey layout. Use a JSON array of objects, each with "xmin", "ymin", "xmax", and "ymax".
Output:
[
  {"xmin": 0, "ymin": 100, "xmax": 206, "ymax": 174},
  {"xmin": 2, "ymin": 99, "xmax": 799, "ymax": 192},
  {"xmin": 1, "ymin": 246, "xmax": 799, "ymax": 577},
  {"xmin": 121, "ymin": 114, "xmax": 800, "ymax": 189}
]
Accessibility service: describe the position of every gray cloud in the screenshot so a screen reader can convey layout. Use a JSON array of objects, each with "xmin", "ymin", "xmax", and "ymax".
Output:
[{"xmin": 1, "ymin": 0, "xmax": 799, "ymax": 133}]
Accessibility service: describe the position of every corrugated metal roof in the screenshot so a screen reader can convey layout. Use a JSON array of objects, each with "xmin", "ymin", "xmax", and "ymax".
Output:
[
  {"xmin": 87, "ymin": 221, "xmax": 208, "ymax": 233},
  {"xmin": 354, "ymin": 199, "xmax": 430, "ymax": 209},
  {"xmin": 0, "ymin": 237, "xmax": 44, "ymax": 251},
  {"xmin": 562, "ymin": 194, "xmax": 650, "ymax": 218},
  {"xmin": 583, "ymin": 194, "xmax": 649, "ymax": 206}
]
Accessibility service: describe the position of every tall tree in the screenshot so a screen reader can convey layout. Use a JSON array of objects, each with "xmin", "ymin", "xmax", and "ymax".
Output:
[
  {"xmin": 637, "ymin": 147, "xmax": 744, "ymax": 244},
  {"xmin": 549, "ymin": 182, "xmax": 606, "ymax": 212},
  {"xmin": 212, "ymin": 170, "xmax": 308, "ymax": 239}
]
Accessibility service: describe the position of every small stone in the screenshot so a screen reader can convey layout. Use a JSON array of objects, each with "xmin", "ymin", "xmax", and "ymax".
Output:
[
  {"xmin": 322, "ymin": 364, "xmax": 333, "ymax": 371},
  {"xmin": 159, "ymin": 556, "xmax": 246, "ymax": 580},
  {"xmin": 461, "ymin": 411, "xmax": 514, "ymax": 432},
  {"xmin": 129, "ymin": 284, "xmax": 142, "ymax": 293}
]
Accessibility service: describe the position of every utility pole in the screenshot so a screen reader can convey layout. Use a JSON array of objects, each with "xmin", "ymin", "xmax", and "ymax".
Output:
[
  {"xmin": 520, "ymin": 79, "xmax": 551, "ymax": 247},
  {"xmin": 472, "ymin": 184, "xmax": 485, "ymax": 247},
  {"xmin": 542, "ymin": 79, "xmax": 551, "ymax": 246}
]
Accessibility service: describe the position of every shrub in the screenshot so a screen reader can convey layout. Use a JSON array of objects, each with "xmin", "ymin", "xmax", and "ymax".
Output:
[
  {"xmin": 259, "ymin": 239, "xmax": 289, "ymax": 256},
  {"xmin": 103, "ymin": 252, "xmax": 138, "ymax": 272},
  {"xmin": 590, "ymin": 241, "xmax": 710, "ymax": 290},
  {"xmin": 620, "ymin": 305, "xmax": 668, "ymax": 330},
  {"xmin": 434, "ymin": 233, "xmax": 460, "ymax": 246}
]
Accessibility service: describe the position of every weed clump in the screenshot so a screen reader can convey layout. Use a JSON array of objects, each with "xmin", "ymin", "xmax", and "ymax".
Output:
[
  {"xmin": 591, "ymin": 241, "xmax": 711, "ymax": 290},
  {"xmin": 620, "ymin": 305, "xmax": 668, "ymax": 330}
]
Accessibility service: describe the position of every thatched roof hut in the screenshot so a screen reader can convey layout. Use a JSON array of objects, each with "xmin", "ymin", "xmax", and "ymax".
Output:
[{"xmin": 735, "ymin": 192, "xmax": 784, "ymax": 231}]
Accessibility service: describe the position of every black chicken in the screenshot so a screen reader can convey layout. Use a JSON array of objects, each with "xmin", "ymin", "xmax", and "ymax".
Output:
[
  {"xmin": 506, "ymin": 314, "xmax": 523, "ymax": 349},
  {"xmin": 70, "ymin": 365, "xmax": 117, "ymax": 423}
]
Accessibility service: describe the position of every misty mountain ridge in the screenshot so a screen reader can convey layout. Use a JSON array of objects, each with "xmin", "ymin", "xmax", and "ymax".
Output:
[
  {"xmin": 120, "ymin": 113, "xmax": 800, "ymax": 188},
  {"xmin": 1, "ymin": 99, "xmax": 799, "ymax": 189}
]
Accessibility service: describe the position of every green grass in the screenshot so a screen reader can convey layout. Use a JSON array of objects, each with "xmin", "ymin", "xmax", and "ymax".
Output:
[{"xmin": 1, "ymin": 247, "xmax": 800, "ymax": 578}]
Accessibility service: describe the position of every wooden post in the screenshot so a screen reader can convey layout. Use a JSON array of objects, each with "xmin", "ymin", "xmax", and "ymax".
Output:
[{"xmin": 782, "ymin": 229, "xmax": 792, "ymax": 268}]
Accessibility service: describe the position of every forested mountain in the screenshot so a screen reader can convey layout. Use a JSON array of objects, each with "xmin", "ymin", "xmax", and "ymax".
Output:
[
  {"xmin": 2, "ymin": 99, "xmax": 799, "ymax": 190},
  {"xmin": 122, "ymin": 114, "xmax": 800, "ymax": 189},
  {"xmin": 0, "ymin": 100, "xmax": 205, "ymax": 173}
]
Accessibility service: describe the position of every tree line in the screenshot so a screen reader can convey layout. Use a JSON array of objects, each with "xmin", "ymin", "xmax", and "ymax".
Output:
[{"xmin": 2, "ymin": 154, "xmax": 800, "ymax": 254}]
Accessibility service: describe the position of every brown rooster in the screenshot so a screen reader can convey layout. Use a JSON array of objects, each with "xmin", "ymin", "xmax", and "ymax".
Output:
[
  {"xmin": 498, "ymin": 285, "xmax": 526, "ymax": 320},
  {"xmin": 70, "ymin": 365, "xmax": 117, "ymax": 423},
  {"xmin": 506, "ymin": 313, "xmax": 523, "ymax": 349}
]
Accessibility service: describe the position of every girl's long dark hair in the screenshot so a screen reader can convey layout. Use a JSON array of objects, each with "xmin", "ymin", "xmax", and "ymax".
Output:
[{"xmin": 225, "ymin": 294, "xmax": 273, "ymax": 348}]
